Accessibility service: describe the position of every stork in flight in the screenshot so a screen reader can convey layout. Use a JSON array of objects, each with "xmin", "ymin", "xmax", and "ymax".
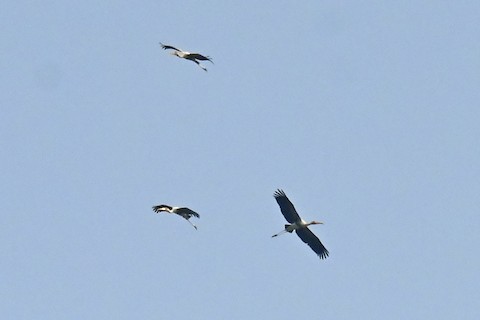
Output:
[
  {"xmin": 152, "ymin": 204, "xmax": 200, "ymax": 229},
  {"xmin": 272, "ymin": 189, "xmax": 329, "ymax": 259},
  {"xmin": 159, "ymin": 42, "xmax": 213, "ymax": 71}
]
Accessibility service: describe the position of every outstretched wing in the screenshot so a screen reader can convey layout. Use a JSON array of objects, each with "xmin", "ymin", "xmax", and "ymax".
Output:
[
  {"xmin": 296, "ymin": 227, "xmax": 329, "ymax": 259},
  {"xmin": 159, "ymin": 42, "xmax": 181, "ymax": 51},
  {"xmin": 186, "ymin": 53, "xmax": 213, "ymax": 63},
  {"xmin": 273, "ymin": 189, "xmax": 301, "ymax": 224},
  {"xmin": 176, "ymin": 207, "xmax": 200, "ymax": 219}
]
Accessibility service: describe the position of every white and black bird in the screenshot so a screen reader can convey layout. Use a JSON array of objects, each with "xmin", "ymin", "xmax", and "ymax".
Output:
[
  {"xmin": 152, "ymin": 204, "xmax": 200, "ymax": 230},
  {"xmin": 272, "ymin": 189, "xmax": 329, "ymax": 259},
  {"xmin": 159, "ymin": 42, "xmax": 213, "ymax": 71}
]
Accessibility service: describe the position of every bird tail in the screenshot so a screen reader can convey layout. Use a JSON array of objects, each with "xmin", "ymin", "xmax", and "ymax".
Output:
[{"xmin": 285, "ymin": 224, "xmax": 294, "ymax": 233}]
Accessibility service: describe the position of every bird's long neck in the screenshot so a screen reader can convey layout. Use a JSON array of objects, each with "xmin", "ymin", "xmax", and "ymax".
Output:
[{"xmin": 306, "ymin": 221, "xmax": 323, "ymax": 227}]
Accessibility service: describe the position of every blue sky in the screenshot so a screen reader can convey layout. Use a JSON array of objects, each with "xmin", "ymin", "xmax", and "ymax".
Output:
[{"xmin": 2, "ymin": 1, "xmax": 480, "ymax": 319}]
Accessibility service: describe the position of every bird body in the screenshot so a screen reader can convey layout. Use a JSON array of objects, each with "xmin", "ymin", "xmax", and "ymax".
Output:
[
  {"xmin": 152, "ymin": 204, "xmax": 200, "ymax": 229},
  {"xmin": 281, "ymin": 219, "xmax": 320, "ymax": 233},
  {"xmin": 159, "ymin": 43, "xmax": 213, "ymax": 71},
  {"xmin": 272, "ymin": 189, "xmax": 329, "ymax": 259}
]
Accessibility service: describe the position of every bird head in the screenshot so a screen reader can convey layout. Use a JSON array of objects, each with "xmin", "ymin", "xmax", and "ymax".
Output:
[{"xmin": 310, "ymin": 221, "xmax": 324, "ymax": 225}]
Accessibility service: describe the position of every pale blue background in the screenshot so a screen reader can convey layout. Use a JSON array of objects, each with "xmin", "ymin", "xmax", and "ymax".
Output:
[{"xmin": 2, "ymin": 1, "xmax": 479, "ymax": 319}]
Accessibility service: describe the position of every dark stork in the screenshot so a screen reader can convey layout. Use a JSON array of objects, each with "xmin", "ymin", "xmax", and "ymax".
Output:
[
  {"xmin": 272, "ymin": 189, "xmax": 329, "ymax": 259},
  {"xmin": 152, "ymin": 204, "xmax": 200, "ymax": 230},
  {"xmin": 159, "ymin": 42, "xmax": 213, "ymax": 71}
]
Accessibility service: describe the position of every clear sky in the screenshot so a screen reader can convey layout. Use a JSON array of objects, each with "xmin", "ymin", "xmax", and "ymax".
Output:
[{"xmin": 2, "ymin": 1, "xmax": 480, "ymax": 319}]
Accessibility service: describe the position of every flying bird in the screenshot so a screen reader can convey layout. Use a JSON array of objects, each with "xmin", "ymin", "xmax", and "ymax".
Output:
[
  {"xmin": 272, "ymin": 189, "xmax": 329, "ymax": 259},
  {"xmin": 152, "ymin": 204, "xmax": 200, "ymax": 229},
  {"xmin": 159, "ymin": 42, "xmax": 213, "ymax": 71}
]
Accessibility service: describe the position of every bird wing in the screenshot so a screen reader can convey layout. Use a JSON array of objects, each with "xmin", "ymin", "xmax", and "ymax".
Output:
[
  {"xmin": 273, "ymin": 189, "xmax": 301, "ymax": 223},
  {"xmin": 186, "ymin": 53, "xmax": 213, "ymax": 63},
  {"xmin": 296, "ymin": 227, "xmax": 329, "ymax": 259},
  {"xmin": 152, "ymin": 204, "xmax": 173, "ymax": 213},
  {"xmin": 159, "ymin": 43, "xmax": 182, "ymax": 51},
  {"xmin": 176, "ymin": 207, "xmax": 200, "ymax": 219}
]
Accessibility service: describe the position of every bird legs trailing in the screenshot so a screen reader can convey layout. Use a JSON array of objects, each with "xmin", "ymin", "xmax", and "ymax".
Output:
[
  {"xmin": 271, "ymin": 224, "xmax": 295, "ymax": 237},
  {"xmin": 190, "ymin": 59, "xmax": 207, "ymax": 72},
  {"xmin": 271, "ymin": 230, "xmax": 286, "ymax": 237},
  {"xmin": 185, "ymin": 218, "xmax": 198, "ymax": 230}
]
